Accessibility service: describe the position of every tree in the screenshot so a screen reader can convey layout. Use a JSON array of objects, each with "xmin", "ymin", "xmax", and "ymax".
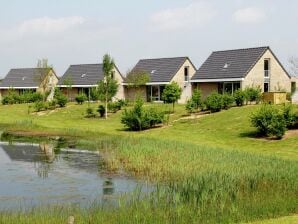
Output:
[
  {"xmin": 35, "ymin": 59, "xmax": 53, "ymax": 101},
  {"xmin": 162, "ymin": 82, "xmax": 182, "ymax": 113},
  {"xmin": 125, "ymin": 70, "xmax": 150, "ymax": 101},
  {"xmin": 97, "ymin": 54, "xmax": 119, "ymax": 119}
]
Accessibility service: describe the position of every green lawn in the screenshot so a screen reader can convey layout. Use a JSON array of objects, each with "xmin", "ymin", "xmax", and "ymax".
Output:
[{"xmin": 0, "ymin": 102, "xmax": 297, "ymax": 223}]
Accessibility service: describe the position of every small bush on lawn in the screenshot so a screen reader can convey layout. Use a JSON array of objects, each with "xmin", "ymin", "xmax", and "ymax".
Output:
[
  {"xmin": 186, "ymin": 89, "xmax": 202, "ymax": 114},
  {"xmin": 34, "ymin": 101, "xmax": 46, "ymax": 112},
  {"xmin": 75, "ymin": 94, "xmax": 87, "ymax": 105},
  {"xmin": 234, "ymin": 89, "xmax": 245, "ymax": 106},
  {"xmin": 244, "ymin": 87, "xmax": 262, "ymax": 104},
  {"xmin": 55, "ymin": 94, "xmax": 67, "ymax": 107},
  {"xmin": 251, "ymin": 104, "xmax": 289, "ymax": 139},
  {"xmin": 282, "ymin": 104, "xmax": 297, "ymax": 128},
  {"xmin": 97, "ymin": 105, "xmax": 105, "ymax": 118},
  {"xmin": 48, "ymin": 100, "xmax": 57, "ymax": 110},
  {"xmin": 121, "ymin": 99, "xmax": 165, "ymax": 131},
  {"xmin": 222, "ymin": 93, "xmax": 234, "ymax": 109},
  {"xmin": 205, "ymin": 92, "xmax": 223, "ymax": 113},
  {"xmin": 86, "ymin": 107, "xmax": 95, "ymax": 118},
  {"xmin": 108, "ymin": 102, "xmax": 121, "ymax": 113}
]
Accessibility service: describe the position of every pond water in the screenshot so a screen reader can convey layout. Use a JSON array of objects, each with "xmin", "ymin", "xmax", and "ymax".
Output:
[{"xmin": 0, "ymin": 142, "xmax": 151, "ymax": 210}]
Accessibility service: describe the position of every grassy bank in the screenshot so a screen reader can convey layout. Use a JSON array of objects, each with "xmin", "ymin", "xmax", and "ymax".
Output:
[{"xmin": 0, "ymin": 103, "xmax": 297, "ymax": 223}]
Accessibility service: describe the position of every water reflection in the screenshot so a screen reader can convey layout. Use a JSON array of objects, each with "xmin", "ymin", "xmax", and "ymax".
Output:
[{"xmin": 0, "ymin": 142, "xmax": 152, "ymax": 210}]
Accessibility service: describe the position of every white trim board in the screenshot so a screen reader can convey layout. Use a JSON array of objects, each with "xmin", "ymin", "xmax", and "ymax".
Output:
[
  {"xmin": 191, "ymin": 78, "xmax": 244, "ymax": 83},
  {"xmin": 0, "ymin": 87, "xmax": 38, "ymax": 89},
  {"xmin": 57, "ymin": 85, "xmax": 97, "ymax": 88}
]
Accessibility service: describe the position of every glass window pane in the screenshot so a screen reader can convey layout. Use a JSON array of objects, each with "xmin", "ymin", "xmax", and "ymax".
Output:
[{"xmin": 224, "ymin": 83, "xmax": 233, "ymax": 94}]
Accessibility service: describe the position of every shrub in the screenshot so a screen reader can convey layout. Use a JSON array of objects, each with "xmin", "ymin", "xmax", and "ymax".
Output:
[
  {"xmin": 48, "ymin": 99, "xmax": 57, "ymax": 110},
  {"xmin": 282, "ymin": 104, "xmax": 296, "ymax": 128},
  {"xmin": 30, "ymin": 92, "xmax": 43, "ymax": 103},
  {"xmin": 251, "ymin": 104, "xmax": 287, "ymax": 139},
  {"xmin": 234, "ymin": 89, "xmax": 245, "ymax": 106},
  {"xmin": 97, "ymin": 105, "xmax": 105, "ymax": 118},
  {"xmin": 244, "ymin": 87, "xmax": 262, "ymax": 104},
  {"xmin": 185, "ymin": 99, "xmax": 196, "ymax": 114},
  {"xmin": 2, "ymin": 95, "xmax": 14, "ymax": 105},
  {"xmin": 75, "ymin": 94, "xmax": 87, "ymax": 105},
  {"xmin": 222, "ymin": 93, "xmax": 234, "ymax": 109},
  {"xmin": 121, "ymin": 99, "xmax": 165, "ymax": 131},
  {"xmin": 108, "ymin": 102, "xmax": 121, "ymax": 113},
  {"xmin": 86, "ymin": 107, "xmax": 95, "ymax": 118},
  {"xmin": 162, "ymin": 82, "xmax": 182, "ymax": 112},
  {"xmin": 55, "ymin": 94, "xmax": 68, "ymax": 107},
  {"xmin": 90, "ymin": 87, "xmax": 99, "ymax": 101},
  {"xmin": 34, "ymin": 101, "xmax": 45, "ymax": 112},
  {"xmin": 205, "ymin": 93, "xmax": 223, "ymax": 113}
]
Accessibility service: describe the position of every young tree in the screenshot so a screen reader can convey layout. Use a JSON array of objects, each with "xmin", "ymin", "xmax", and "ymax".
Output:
[
  {"xmin": 125, "ymin": 70, "xmax": 150, "ymax": 101},
  {"xmin": 162, "ymin": 82, "xmax": 182, "ymax": 113},
  {"xmin": 35, "ymin": 59, "xmax": 53, "ymax": 101},
  {"xmin": 97, "ymin": 54, "xmax": 119, "ymax": 119}
]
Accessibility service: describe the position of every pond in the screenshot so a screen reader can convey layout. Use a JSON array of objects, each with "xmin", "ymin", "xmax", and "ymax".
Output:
[{"xmin": 0, "ymin": 142, "xmax": 151, "ymax": 210}]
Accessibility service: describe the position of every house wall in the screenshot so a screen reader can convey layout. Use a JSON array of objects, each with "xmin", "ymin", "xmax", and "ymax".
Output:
[
  {"xmin": 36, "ymin": 70, "xmax": 58, "ymax": 93},
  {"xmin": 113, "ymin": 68, "xmax": 125, "ymax": 100},
  {"xmin": 61, "ymin": 87, "xmax": 80, "ymax": 101},
  {"xmin": 193, "ymin": 82, "xmax": 219, "ymax": 99},
  {"xmin": 171, "ymin": 59, "xmax": 196, "ymax": 103},
  {"xmin": 243, "ymin": 49, "xmax": 291, "ymax": 92},
  {"xmin": 124, "ymin": 86, "xmax": 147, "ymax": 101}
]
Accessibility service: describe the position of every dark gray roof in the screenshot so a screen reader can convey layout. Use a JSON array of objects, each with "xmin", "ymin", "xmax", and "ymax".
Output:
[
  {"xmin": 192, "ymin": 46, "xmax": 270, "ymax": 80},
  {"xmin": 130, "ymin": 57, "xmax": 190, "ymax": 82},
  {"xmin": 58, "ymin": 64, "xmax": 105, "ymax": 86},
  {"xmin": 0, "ymin": 68, "xmax": 51, "ymax": 88}
]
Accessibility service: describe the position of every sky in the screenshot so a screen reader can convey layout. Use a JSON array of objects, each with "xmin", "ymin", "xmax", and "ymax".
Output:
[{"xmin": 0, "ymin": 0, "xmax": 297, "ymax": 78}]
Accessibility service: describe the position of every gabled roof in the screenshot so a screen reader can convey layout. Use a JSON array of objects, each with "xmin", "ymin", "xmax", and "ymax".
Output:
[
  {"xmin": 58, "ymin": 63, "xmax": 123, "ymax": 86},
  {"xmin": 130, "ymin": 57, "xmax": 193, "ymax": 83},
  {"xmin": 0, "ymin": 68, "xmax": 52, "ymax": 89},
  {"xmin": 192, "ymin": 46, "xmax": 272, "ymax": 81}
]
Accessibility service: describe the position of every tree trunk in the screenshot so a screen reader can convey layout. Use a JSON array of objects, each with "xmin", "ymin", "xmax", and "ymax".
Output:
[
  {"xmin": 172, "ymin": 102, "xmax": 175, "ymax": 113},
  {"xmin": 105, "ymin": 92, "xmax": 108, "ymax": 119}
]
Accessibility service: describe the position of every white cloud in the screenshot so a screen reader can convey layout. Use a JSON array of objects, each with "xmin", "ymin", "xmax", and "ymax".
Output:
[
  {"xmin": 150, "ymin": 1, "xmax": 217, "ymax": 31},
  {"xmin": 18, "ymin": 16, "xmax": 85, "ymax": 36},
  {"xmin": 233, "ymin": 7, "xmax": 266, "ymax": 24}
]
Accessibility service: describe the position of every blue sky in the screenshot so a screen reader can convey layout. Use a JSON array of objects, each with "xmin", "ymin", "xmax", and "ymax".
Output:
[{"xmin": 0, "ymin": 0, "xmax": 297, "ymax": 77}]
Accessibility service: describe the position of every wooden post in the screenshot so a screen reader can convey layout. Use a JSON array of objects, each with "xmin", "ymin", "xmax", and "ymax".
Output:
[{"xmin": 68, "ymin": 216, "xmax": 75, "ymax": 224}]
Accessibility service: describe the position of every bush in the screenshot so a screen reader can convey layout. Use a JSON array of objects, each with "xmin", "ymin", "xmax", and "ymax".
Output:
[
  {"xmin": 121, "ymin": 99, "xmax": 165, "ymax": 131},
  {"xmin": 244, "ymin": 87, "xmax": 262, "ymax": 104},
  {"xmin": 222, "ymin": 93, "xmax": 234, "ymax": 109},
  {"xmin": 108, "ymin": 102, "xmax": 121, "ymax": 113},
  {"xmin": 90, "ymin": 88, "xmax": 99, "ymax": 101},
  {"xmin": 86, "ymin": 107, "xmax": 95, "ymax": 118},
  {"xmin": 251, "ymin": 104, "xmax": 287, "ymax": 139},
  {"xmin": 75, "ymin": 94, "xmax": 87, "ymax": 105},
  {"xmin": 34, "ymin": 101, "xmax": 46, "ymax": 112},
  {"xmin": 234, "ymin": 89, "xmax": 245, "ymax": 106},
  {"xmin": 185, "ymin": 99, "xmax": 196, "ymax": 114},
  {"xmin": 97, "ymin": 105, "xmax": 105, "ymax": 117},
  {"xmin": 205, "ymin": 93, "xmax": 223, "ymax": 113},
  {"xmin": 48, "ymin": 100, "xmax": 57, "ymax": 110},
  {"xmin": 282, "ymin": 104, "xmax": 296, "ymax": 128},
  {"xmin": 55, "ymin": 94, "xmax": 68, "ymax": 107}
]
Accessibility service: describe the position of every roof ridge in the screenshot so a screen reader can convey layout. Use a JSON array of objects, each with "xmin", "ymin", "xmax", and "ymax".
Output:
[
  {"xmin": 139, "ymin": 56, "xmax": 188, "ymax": 61},
  {"xmin": 10, "ymin": 67, "xmax": 50, "ymax": 70},
  {"xmin": 212, "ymin": 46, "xmax": 269, "ymax": 53},
  {"xmin": 69, "ymin": 63, "xmax": 102, "ymax": 66}
]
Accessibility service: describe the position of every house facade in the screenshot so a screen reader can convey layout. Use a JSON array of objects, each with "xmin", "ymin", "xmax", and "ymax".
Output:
[
  {"xmin": 191, "ymin": 47, "xmax": 292, "ymax": 98},
  {"xmin": 0, "ymin": 68, "xmax": 58, "ymax": 100},
  {"xmin": 124, "ymin": 57, "xmax": 196, "ymax": 103},
  {"xmin": 57, "ymin": 64, "xmax": 124, "ymax": 101}
]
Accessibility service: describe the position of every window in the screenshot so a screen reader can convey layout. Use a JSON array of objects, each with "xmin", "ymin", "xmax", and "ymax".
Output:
[
  {"xmin": 147, "ymin": 85, "xmax": 165, "ymax": 102},
  {"xmin": 184, "ymin": 67, "xmax": 189, "ymax": 82},
  {"xmin": 223, "ymin": 83, "xmax": 233, "ymax": 94},
  {"xmin": 111, "ymin": 71, "xmax": 115, "ymax": 79},
  {"xmin": 221, "ymin": 82, "xmax": 241, "ymax": 95},
  {"xmin": 81, "ymin": 73, "xmax": 86, "ymax": 78},
  {"xmin": 223, "ymin": 63, "xmax": 230, "ymax": 69},
  {"xmin": 264, "ymin": 83, "xmax": 269, "ymax": 92},
  {"xmin": 264, "ymin": 59, "xmax": 270, "ymax": 77}
]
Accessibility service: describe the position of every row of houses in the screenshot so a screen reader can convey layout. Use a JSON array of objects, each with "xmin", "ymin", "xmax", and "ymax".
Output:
[{"xmin": 0, "ymin": 46, "xmax": 296, "ymax": 103}]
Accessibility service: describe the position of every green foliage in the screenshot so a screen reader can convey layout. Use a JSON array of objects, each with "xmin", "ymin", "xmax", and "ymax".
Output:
[
  {"xmin": 34, "ymin": 101, "xmax": 46, "ymax": 112},
  {"xmin": 98, "ymin": 54, "xmax": 119, "ymax": 119},
  {"xmin": 125, "ymin": 70, "xmax": 150, "ymax": 87},
  {"xmin": 55, "ymin": 94, "xmax": 67, "ymax": 107},
  {"xmin": 75, "ymin": 93, "xmax": 87, "ymax": 105},
  {"xmin": 1, "ymin": 90, "xmax": 43, "ymax": 105},
  {"xmin": 97, "ymin": 105, "xmax": 105, "ymax": 117},
  {"xmin": 251, "ymin": 104, "xmax": 289, "ymax": 139},
  {"xmin": 162, "ymin": 82, "xmax": 182, "ymax": 112},
  {"xmin": 205, "ymin": 92, "xmax": 223, "ymax": 113},
  {"xmin": 222, "ymin": 93, "xmax": 234, "ymax": 109},
  {"xmin": 121, "ymin": 99, "xmax": 164, "ymax": 131},
  {"xmin": 234, "ymin": 89, "xmax": 246, "ymax": 106},
  {"xmin": 85, "ymin": 107, "xmax": 95, "ymax": 118},
  {"xmin": 244, "ymin": 86, "xmax": 262, "ymax": 104},
  {"xmin": 185, "ymin": 99, "xmax": 196, "ymax": 114},
  {"xmin": 90, "ymin": 87, "xmax": 99, "ymax": 101},
  {"xmin": 282, "ymin": 104, "xmax": 297, "ymax": 128},
  {"xmin": 107, "ymin": 99, "xmax": 127, "ymax": 113},
  {"xmin": 48, "ymin": 99, "xmax": 57, "ymax": 110}
]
